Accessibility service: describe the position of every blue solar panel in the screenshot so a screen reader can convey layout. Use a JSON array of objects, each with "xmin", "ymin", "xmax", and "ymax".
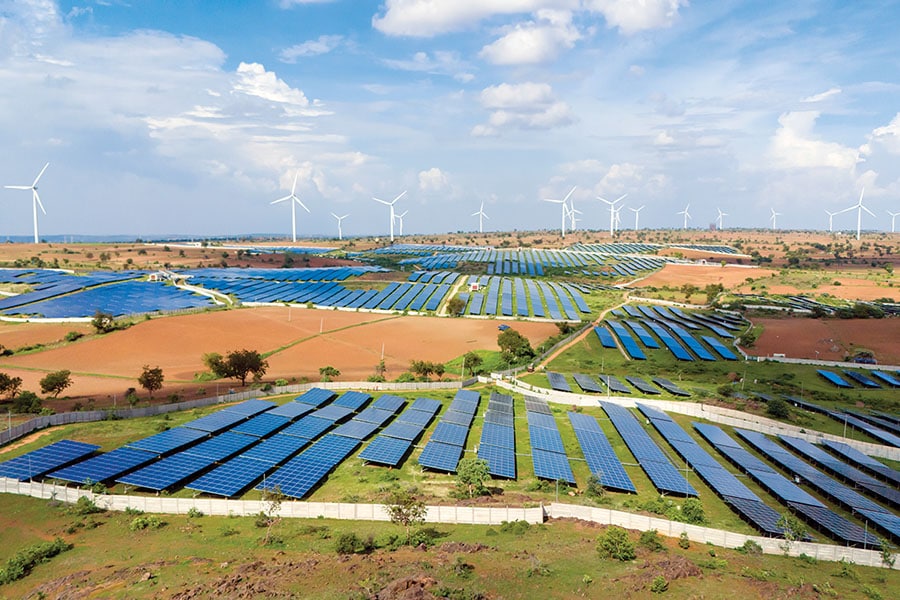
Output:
[
  {"xmin": 573, "ymin": 373, "xmax": 603, "ymax": 393},
  {"xmin": 701, "ymin": 336, "xmax": 738, "ymax": 360},
  {"xmin": 625, "ymin": 376, "xmax": 660, "ymax": 395},
  {"xmin": 477, "ymin": 443, "xmax": 516, "ymax": 478},
  {"xmin": 567, "ymin": 413, "xmax": 635, "ymax": 493},
  {"xmin": 231, "ymin": 413, "xmax": 290, "ymax": 438},
  {"xmin": 418, "ymin": 441, "xmax": 463, "ymax": 472},
  {"xmin": 184, "ymin": 431, "xmax": 258, "ymax": 461},
  {"xmin": 441, "ymin": 410, "xmax": 475, "ymax": 427},
  {"xmin": 529, "ymin": 425, "xmax": 566, "ymax": 454},
  {"xmin": 692, "ymin": 422, "xmax": 742, "ymax": 448},
  {"xmin": 788, "ymin": 502, "xmax": 882, "ymax": 547},
  {"xmin": 266, "ymin": 401, "xmax": 315, "ymax": 420},
  {"xmin": 359, "ymin": 436, "xmax": 412, "ymax": 467},
  {"xmin": 430, "ymin": 422, "xmax": 469, "ymax": 446},
  {"xmin": 258, "ymin": 434, "xmax": 360, "ymax": 499},
  {"xmin": 408, "ymin": 397, "xmax": 442, "ymax": 414},
  {"xmin": 821, "ymin": 440, "xmax": 900, "ymax": 487},
  {"xmin": 484, "ymin": 411, "xmax": 514, "ymax": 426},
  {"xmin": 294, "ymin": 387, "xmax": 337, "ymax": 407},
  {"xmin": 372, "ymin": 394, "xmax": 406, "ymax": 412},
  {"xmin": 599, "ymin": 375, "xmax": 631, "ymax": 394},
  {"xmin": 50, "ymin": 446, "xmax": 156, "ymax": 484},
  {"xmin": 532, "ymin": 449, "xmax": 575, "ymax": 484},
  {"xmin": 546, "ymin": 371, "xmax": 572, "ymax": 392},
  {"xmin": 127, "ymin": 427, "xmax": 208, "ymax": 454},
  {"xmin": 0, "ymin": 440, "xmax": 100, "ymax": 481},
  {"xmin": 332, "ymin": 391, "xmax": 372, "ymax": 410},
  {"xmin": 817, "ymin": 369, "xmax": 853, "ymax": 388},
  {"xmin": 311, "ymin": 404, "xmax": 355, "ymax": 422},
  {"xmin": 241, "ymin": 433, "xmax": 309, "ymax": 464},
  {"xmin": 118, "ymin": 453, "xmax": 215, "ymax": 491},
  {"xmin": 381, "ymin": 421, "xmax": 426, "ymax": 441},
  {"xmin": 526, "ymin": 412, "xmax": 557, "ymax": 429},
  {"xmin": 722, "ymin": 496, "xmax": 785, "ymax": 536},
  {"xmin": 480, "ymin": 423, "xmax": 515, "ymax": 449},
  {"xmin": 455, "ymin": 389, "xmax": 481, "ymax": 404},
  {"xmin": 858, "ymin": 508, "xmax": 900, "ymax": 539},
  {"xmin": 355, "ymin": 407, "xmax": 397, "ymax": 426},
  {"xmin": 223, "ymin": 399, "xmax": 277, "ymax": 416},
  {"xmin": 524, "ymin": 397, "xmax": 552, "ymax": 414},
  {"xmin": 652, "ymin": 377, "xmax": 691, "ymax": 397},
  {"xmin": 397, "ymin": 409, "xmax": 437, "ymax": 428},
  {"xmin": 594, "ymin": 325, "xmax": 617, "ymax": 348},
  {"xmin": 332, "ymin": 420, "xmax": 380, "ymax": 440},
  {"xmin": 607, "ymin": 320, "xmax": 646, "ymax": 360},
  {"xmin": 183, "ymin": 410, "xmax": 248, "ymax": 434},
  {"xmin": 187, "ymin": 456, "xmax": 272, "ymax": 497},
  {"xmin": 280, "ymin": 416, "xmax": 334, "ymax": 440}
]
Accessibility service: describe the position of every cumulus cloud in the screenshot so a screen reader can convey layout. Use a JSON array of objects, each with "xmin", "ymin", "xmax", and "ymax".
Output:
[
  {"xmin": 654, "ymin": 131, "xmax": 674, "ymax": 146},
  {"xmin": 382, "ymin": 50, "xmax": 474, "ymax": 82},
  {"xmin": 769, "ymin": 111, "xmax": 860, "ymax": 170},
  {"xmin": 479, "ymin": 10, "xmax": 581, "ymax": 65},
  {"xmin": 866, "ymin": 113, "xmax": 900, "ymax": 155},
  {"xmin": 801, "ymin": 87, "xmax": 841, "ymax": 103},
  {"xmin": 418, "ymin": 167, "xmax": 449, "ymax": 191},
  {"xmin": 472, "ymin": 82, "xmax": 574, "ymax": 136},
  {"xmin": 279, "ymin": 35, "xmax": 343, "ymax": 62},
  {"xmin": 233, "ymin": 62, "xmax": 328, "ymax": 116},
  {"xmin": 586, "ymin": 0, "xmax": 686, "ymax": 34}
]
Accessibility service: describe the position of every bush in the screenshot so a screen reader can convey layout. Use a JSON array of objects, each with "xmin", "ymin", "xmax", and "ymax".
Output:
[
  {"xmin": 69, "ymin": 496, "xmax": 104, "ymax": 516},
  {"xmin": 596, "ymin": 526, "xmax": 635, "ymax": 561},
  {"xmin": 766, "ymin": 396, "xmax": 791, "ymax": 419},
  {"xmin": 650, "ymin": 576, "xmax": 668, "ymax": 593},
  {"xmin": 639, "ymin": 529, "xmax": 664, "ymax": 552},
  {"xmin": 334, "ymin": 532, "xmax": 375, "ymax": 555},
  {"xmin": 0, "ymin": 538, "xmax": 73, "ymax": 585},
  {"xmin": 129, "ymin": 516, "xmax": 163, "ymax": 531},
  {"xmin": 737, "ymin": 539, "xmax": 762, "ymax": 555},
  {"xmin": 187, "ymin": 507, "xmax": 204, "ymax": 518},
  {"xmin": 499, "ymin": 520, "xmax": 531, "ymax": 535},
  {"xmin": 678, "ymin": 532, "xmax": 690, "ymax": 549},
  {"xmin": 65, "ymin": 331, "xmax": 84, "ymax": 342},
  {"xmin": 677, "ymin": 498, "xmax": 706, "ymax": 525}
]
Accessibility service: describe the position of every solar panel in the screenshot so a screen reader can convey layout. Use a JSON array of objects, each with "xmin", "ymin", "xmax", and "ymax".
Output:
[
  {"xmin": 857, "ymin": 508, "xmax": 900, "ymax": 539},
  {"xmin": 821, "ymin": 440, "xmax": 900, "ymax": 486},
  {"xmin": 266, "ymin": 402, "xmax": 315, "ymax": 420},
  {"xmin": 532, "ymin": 449, "xmax": 576, "ymax": 484},
  {"xmin": 599, "ymin": 374, "xmax": 630, "ymax": 394},
  {"xmin": 430, "ymin": 422, "xmax": 470, "ymax": 446},
  {"xmin": 241, "ymin": 433, "xmax": 309, "ymax": 464},
  {"xmin": 722, "ymin": 496, "xmax": 785, "ymax": 536},
  {"xmin": 573, "ymin": 373, "xmax": 604, "ymax": 393},
  {"xmin": 547, "ymin": 371, "xmax": 572, "ymax": 392},
  {"xmin": 184, "ymin": 431, "xmax": 258, "ymax": 461},
  {"xmin": 448, "ymin": 399, "xmax": 479, "ymax": 415},
  {"xmin": 441, "ymin": 410, "xmax": 475, "ymax": 427},
  {"xmin": 524, "ymin": 396, "xmax": 552, "ymax": 414},
  {"xmin": 0, "ymin": 440, "xmax": 100, "ymax": 481},
  {"xmin": 652, "ymin": 377, "xmax": 691, "ymax": 397},
  {"xmin": 484, "ymin": 411, "xmax": 514, "ymax": 426},
  {"xmin": 397, "ymin": 408, "xmax": 437, "ymax": 427},
  {"xmin": 692, "ymin": 422, "xmax": 743, "ymax": 449},
  {"xmin": 311, "ymin": 404, "xmax": 355, "ymax": 422},
  {"xmin": 380, "ymin": 421, "xmax": 424, "ymax": 441},
  {"xmin": 477, "ymin": 443, "xmax": 516, "ymax": 479},
  {"xmin": 127, "ymin": 427, "xmax": 208, "ymax": 455},
  {"xmin": 625, "ymin": 376, "xmax": 660, "ymax": 395},
  {"xmin": 480, "ymin": 422, "xmax": 515, "ymax": 449},
  {"xmin": 529, "ymin": 425, "xmax": 566, "ymax": 454},
  {"xmin": 372, "ymin": 394, "xmax": 406, "ymax": 412},
  {"xmin": 487, "ymin": 399, "xmax": 514, "ymax": 413},
  {"xmin": 526, "ymin": 412, "xmax": 557, "ymax": 430},
  {"xmin": 280, "ymin": 416, "xmax": 334, "ymax": 440},
  {"xmin": 567, "ymin": 415, "xmax": 635, "ymax": 492},
  {"xmin": 183, "ymin": 410, "xmax": 248, "ymax": 434},
  {"xmin": 49, "ymin": 446, "xmax": 156, "ymax": 484},
  {"xmin": 788, "ymin": 502, "xmax": 882, "ymax": 547},
  {"xmin": 332, "ymin": 420, "xmax": 380, "ymax": 440},
  {"xmin": 354, "ymin": 407, "xmax": 397, "ymax": 426},
  {"xmin": 223, "ymin": 399, "xmax": 278, "ymax": 416},
  {"xmin": 359, "ymin": 436, "xmax": 412, "ymax": 467},
  {"xmin": 817, "ymin": 369, "xmax": 853, "ymax": 389},
  {"xmin": 118, "ymin": 453, "xmax": 215, "ymax": 491},
  {"xmin": 231, "ymin": 413, "xmax": 290, "ymax": 438},
  {"xmin": 455, "ymin": 389, "xmax": 481, "ymax": 404},
  {"xmin": 258, "ymin": 434, "xmax": 360, "ymax": 499},
  {"xmin": 187, "ymin": 456, "xmax": 272, "ymax": 497},
  {"xmin": 332, "ymin": 391, "xmax": 373, "ymax": 411},
  {"xmin": 418, "ymin": 441, "xmax": 463, "ymax": 472},
  {"xmin": 408, "ymin": 397, "xmax": 442, "ymax": 414},
  {"xmin": 294, "ymin": 388, "xmax": 337, "ymax": 407},
  {"xmin": 751, "ymin": 470, "xmax": 825, "ymax": 506}
]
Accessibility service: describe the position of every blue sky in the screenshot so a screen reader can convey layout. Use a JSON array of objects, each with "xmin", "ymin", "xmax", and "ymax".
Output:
[{"xmin": 2, "ymin": 0, "xmax": 900, "ymax": 239}]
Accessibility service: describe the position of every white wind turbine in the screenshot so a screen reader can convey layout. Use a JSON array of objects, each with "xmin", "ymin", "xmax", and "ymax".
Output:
[
  {"xmin": 845, "ymin": 188, "xmax": 873, "ymax": 241},
  {"xmin": 270, "ymin": 172, "xmax": 310, "ymax": 243},
  {"xmin": 568, "ymin": 195, "xmax": 583, "ymax": 232},
  {"xmin": 824, "ymin": 209, "xmax": 839, "ymax": 233},
  {"xmin": 331, "ymin": 213, "xmax": 349, "ymax": 240},
  {"xmin": 372, "ymin": 190, "xmax": 406, "ymax": 242},
  {"xmin": 770, "ymin": 207, "xmax": 781, "ymax": 230},
  {"xmin": 471, "ymin": 201, "xmax": 489, "ymax": 233},
  {"xmin": 613, "ymin": 204, "xmax": 624, "ymax": 233},
  {"xmin": 598, "ymin": 193, "xmax": 627, "ymax": 237},
  {"xmin": 677, "ymin": 203, "xmax": 691, "ymax": 229},
  {"xmin": 543, "ymin": 186, "xmax": 576, "ymax": 237},
  {"xmin": 5, "ymin": 162, "xmax": 49, "ymax": 243},
  {"xmin": 716, "ymin": 207, "xmax": 727, "ymax": 230},
  {"xmin": 395, "ymin": 210, "xmax": 408, "ymax": 236},
  {"xmin": 629, "ymin": 205, "xmax": 645, "ymax": 230},
  {"xmin": 888, "ymin": 210, "xmax": 900, "ymax": 233}
]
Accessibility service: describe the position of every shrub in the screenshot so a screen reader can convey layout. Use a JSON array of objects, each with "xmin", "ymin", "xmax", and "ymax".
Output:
[
  {"xmin": 129, "ymin": 516, "xmax": 163, "ymax": 531},
  {"xmin": 678, "ymin": 532, "xmax": 690, "ymax": 549},
  {"xmin": 499, "ymin": 520, "xmax": 531, "ymax": 535},
  {"xmin": 650, "ymin": 576, "xmax": 668, "ymax": 593},
  {"xmin": 0, "ymin": 538, "xmax": 73, "ymax": 585},
  {"xmin": 64, "ymin": 331, "xmax": 83, "ymax": 342},
  {"xmin": 678, "ymin": 498, "xmax": 706, "ymax": 525},
  {"xmin": 639, "ymin": 529, "xmax": 664, "ymax": 552},
  {"xmin": 596, "ymin": 526, "xmax": 635, "ymax": 561},
  {"xmin": 187, "ymin": 507, "xmax": 204, "ymax": 518},
  {"xmin": 334, "ymin": 532, "xmax": 374, "ymax": 555},
  {"xmin": 737, "ymin": 539, "xmax": 762, "ymax": 555},
  {"xmin": 69, "ymin": 496, "xmax": 104, "ymax": 516}
]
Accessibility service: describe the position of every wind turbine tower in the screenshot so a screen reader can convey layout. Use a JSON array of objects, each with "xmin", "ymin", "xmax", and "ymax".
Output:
[
  {"xmin": 270, "ymin": 172, "xmax": 310, "ymax": 243},
  {"xmin": 471, "ymin": 201, "xmax": 489, "ymax": 233},
  {"xmin": 677, "ymin": 204, "xmax": 691, "ymax": 229},
  {"xmin": 395, "ymin": 210, "xmax": 408, "ymax": 236},
  {"xmin": 845, "ymin": 188, "xmax": 873, "ymax": 241},
  {"xmin": 716, "ymin": 208, "xmax": 727, "ymax": 230},
  {"xmin": 888, "ymin": 210, "xmax": 900, "ymax": 234},
  {"xmin": 4, "ymin": 162, "xmax": 49, "ymax": 243},
  {"xmin": 629, "ymin": 205, "xmax": 645, "ymax": 230},
  {"xmin": 770, "ymin": 208, "xmax": 781, "ymax": 230},
  {"xmin": 543, "ymin": 186, "xmax": 576, "ymax": 237},
  {"xmin": 372, "ymin": 190, "xmax": 406, "ymax": 242},
  {"xmin": 598, "ymin": 193, "xmax": 627, "ymax": 237},
  {"xmin": 331, "ymin": 213, "xmax": 349, "ymax": 240}
]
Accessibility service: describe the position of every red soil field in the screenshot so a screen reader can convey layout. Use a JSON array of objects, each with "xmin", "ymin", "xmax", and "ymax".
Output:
[
  {"xmin": 0, "ymin": 307, "xmax": 558, "ymax": 404},
  {"xmin": 632, "ymin": 264, "xmax": 777, "ymax": 289},
  {"xmin": 749, "ymin": 317, "xmax": 900, "ymax": 365},
  {"xmin": 735, "ymin": 280, "xmax": 897, "ymax": 302},
  {"xmin": 0, "ymin": 321, "xmax": 93, "ymax": 350}
]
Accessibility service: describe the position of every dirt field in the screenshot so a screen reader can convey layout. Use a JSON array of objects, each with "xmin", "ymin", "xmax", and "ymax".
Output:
[
  {"xmin": 749, "ymin": 317, "xmax": 900, "ymax": 364},
  {"xmin": 735, "ymin": 280, "xmax": 897, "ymax": 302},
  {"xmin": 0, "ymin": 320, "xmax": 93, "ymax": 350},
  {"xmin": 631, "ymin": 263, "xmax": 777, "ymax": 289},
  {"xmin": 0, "ymin": 306, "xmax": 558, "ymax": 404}
]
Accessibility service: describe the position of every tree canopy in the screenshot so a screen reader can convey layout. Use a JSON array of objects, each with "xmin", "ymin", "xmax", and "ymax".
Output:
[
  {"xmin": 455, "ymin": 458, "xmax": 490, "ymax": 498},
  {"xmin": 497, "ymin": 328, "xmax": 535, "ymax": 365},
  {"xmin": 0, "ymin": 372, "xmax": 23, "ymax": 400},
  {"xmin": 40, "ymin": 370, "xmax": 72, "ymax": 398},
  {"xmin": 137, "ymin": 365, "xmax": 165, "ymax": 398},
  {"xmin": 204, "ymin": 349, "xmax": 268, "ymax": 386}
]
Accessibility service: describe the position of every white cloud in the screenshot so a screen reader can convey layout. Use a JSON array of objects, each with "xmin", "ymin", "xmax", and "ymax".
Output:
[
  {"xmin": 586, "ymin": 0, "xmax": 686, "ymax": 34},
  {"xmin": 479, "ymin": 10, "xmax": 580, "ymax": 65},
  {"xmin": 382, "ymin": 50, "xmax": 474, "ymax": 82},
  {"xmin": 867, "ymin": 113, "xmax": 900, "ymax": 155},
  {"xmin": 233, "ymin": 62, "xmax": 328, "ymax": 116},
  {"xmin": 473, "ymin": 82, "xmax": 574, "ymax": 136},
  {"xmin": 654, "ymin": 131, "xmax": 674, "ymax": 146},
  {"xmin": 373, "ymin": 0, "xmax": 550, "ymax": 37},
  {"xmin": 595, "ymin": 162, "xmax": 644, "ymax": 195},
  {"xmin": 769, "ymin": 111, "xmax": 860, "ymax": 170},
  {"xmin": 418, "ymin": 167, "xmax": 449, "ymax": 191},
  {"xmin": 801, "ymin": 87, "xmax": 841, "ymax": 103},
  {"xmin": 279, "ymin": 35, "xmax": 343, "ymax": 62}
]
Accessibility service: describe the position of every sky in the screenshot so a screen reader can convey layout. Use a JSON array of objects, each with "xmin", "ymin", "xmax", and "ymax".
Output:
[{"xmin": 2, "ymin": 0, "xmax": 900, "ymax": 239}]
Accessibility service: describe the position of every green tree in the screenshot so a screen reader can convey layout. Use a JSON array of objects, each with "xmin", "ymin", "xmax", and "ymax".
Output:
[
  {"xmin": 678, "ymin": 498, "xmax": 706, "ymax": 525},
  {"xmin": 777, "ymin": 513, "xmax": 808, "ymax": 554},
  {"xmin": 204, "ymin": 349, "xmax": 268, "ymax": 386},
  {"xmin": 384, "ymin": 488, "xmax": 428, "ymax": 544},
  {"xmin": 447, "ymin": 296, "xmax": 466, "ymax": 315},
  {"xmin": 455, "ymin": 458, "xmax": 490, "ymax": 498},
  {"xmin": 766, "ymin": 396, "xmax": 791, "ymax": 420},
  {"xmin": 704, "ymin": 283, "xmax": 724, "ymax": 304},
  {"xmin": 40, "ymin": 370, "xmax": 72, "ymax": 398},
  {"xmin": 497, "ymin": 328, "xmax": 535, "ymax": 364},
  {"xmin": 596, "ymin": 526, "xmax": 635, "ymax": 561},
  {"xmin": 12, "ymin": 391, "xmax": 42, "ymax": 414},
  {"xmin": 137, "ymin": 365, "xmax": 164, "ymax": 398},
  {"xmin": 461, "ymin": 351, "xmax": 483, "ymax": 377},
  {"xmin": 680, "ymin": 283, "xmax": 699, "ymax": 301},
  {"xmin": 91, "ymin": 310, "xmax": 116, "ymax": 334},
  {"xmin": 319, "ymin": 366, "xmax": 340, "ymax": 382},
  {"xmin": 0, "ymin": 372, "xmax": 23, "ymax": 399}
]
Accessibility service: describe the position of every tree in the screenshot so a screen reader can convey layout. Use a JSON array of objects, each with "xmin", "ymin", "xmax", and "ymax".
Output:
[
  {"xmin": 137, "ymin": 365, "xmax": 164, "ymax": 398},
  {"xmin": 497, "ymin": 328, "xmax": 535, "ymax": 364},
  {"xmin": 455, "ymin": 458, "xmax": 490, "ymax": 498},
  {"xmin": 680, "ymin": 283, "xmax": 699, "ymax": 302},
  {"xmin": 319, "ymin": 366, "xmax": 340, "ymax": 382},
  {"xmin": 40, "ymin": 370, "xmax": 72, "ymax": 398},
  {"xmin": 91, "ymin": 310, "xmax": 116, "ymax": 334},
  {"xmin": 259, "ymin": 486, "xmax": 285, "ymax": 546},
  {"xmin": 766, "ymin": 396, "xmax": 791, "ymax": 420},
  {"xmin": 596, "ymin": 526, "xmax": 635, "ymax": 561},
  {"xmin": 12, "ymin": 390, "xmax": 42, "ymax": 414},
  {"xmin": 777, "ymin": 513, "xmax": 808, "ymax": 555},
  {"xmin": 203, "ymin": 349, "xmax": 268, "ymax": 386},
  {"xmin": 461, "ymin": 352, "xmax": 483, "ymax": 377},
  {"xmin": 704, "ymin": 283, "xmax": 724, "ymax": 304},
  {"xmin": 447, "ymin": 296, "xmax": 466, "ymax": 316},
  {"xmin": 0, "ymin": 372, "xmax": 23, "ymax": 399},
  {"xmin": 384, "ymin": 488, "xmax": 427, "ymax": 544}
]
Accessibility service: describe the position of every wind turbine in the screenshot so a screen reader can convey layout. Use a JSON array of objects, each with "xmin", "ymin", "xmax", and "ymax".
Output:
[
  {"xmin": 629, "ymin": 205, "xmax": 645, "ymax": 230},
  {"xmin": 770, "ymin": 208, "xmax": 781, "ymax": 230},
  {"xmin": 568, "ymin": 195, "xmax": 582, "ymax": 232},
  {"xmin": 270, "ymin": 172, "xmax": 310, "ymax": 243},
  {"xmin": 888, "ymin": 210, "xmax": 900, "ymax": 234},
  {"xmin": 613, "ymin": 204, "xmax": 624, "ymax": 233},
  {"xmin": 471, "ymin": 201, "xmax": 489, "ymax": 233},
  {"xmin": 5, "ymin": 162, "xmax": 49, "ymax": 243},
  {"xmin": 598, "ymin": 193, "xmax": 627, "ymax": 237},
  {"xmin": 677, "ymin": 203, "xmax": 691, "ymax": 229},
  {"xmin": 846, "ymin": 188, "xmax": 873, "ymax": 241},
  {"xmin": 716, "ymin": 207, "xmax": 727, "ymax": 230},
  {"xmin": 372, "ymin": 190, "xmax": 406, "ymax": 242},
  {"xmin": 331, "ymin": 213, "xmax": 349, "ymax": 240},
  {"xmin": 824, "ymin": 209, "xmax": 838, "ymax": 232},
  {"xmin": 395, "ymin": 210, "xmax": 408, "ymax": 236},
  {"xmin": 544, "ymin": 186, "xmax": 576, "ymax": 237}
]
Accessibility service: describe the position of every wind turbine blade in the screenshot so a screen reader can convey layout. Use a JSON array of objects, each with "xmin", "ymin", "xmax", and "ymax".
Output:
[
  {"xmin": 471, "ymin": 210, "xmax": 480, "ymax": 217},
  {"xmin": 34, "ymin": 191, "xmax": 46, "ymax": 215},
  {"xmin": 483, "ymin": 213, "xmax": 489, "ymax": 220},
  {"xmin": 32, "ymin": 162, "xmax": 49, "ymax": 187},
  {"xmin": 294, "ymin": 197, "xmax": 310, "ymax": 212},
  {"xmin": 373, "ymin": 197, "xmax": 389, "ymax": 205},
  {"xmin": 398, "ymin": 210, "xmax": 408, "ymax": 218},
  {"xmin": 862, "ymin": 205, "xmax": 875, "ymax": 217},
  {"xmin": 858, "ymin": 188, "xmax": 865, "ymax": 204},
  {"xmin": 4, "ymin": 185, "xmax": 31, "ymax": 190},
  {"xmin": 392, "ymin": 190, "xmax": 407, "ymax": 203},
  {"xmin": 562, "ymin": 186, "xmax": 577, "ymax": 203},
  {"xmin": 271, "ymin": 196, "xmax": 290, "ymax": 204},
  {"xmin": 544, "ymin": 198, "xmax": 563, "ymax": 204},
  {"xmin": 615, "ymin": 194, "xmax": 628, "ymax": 203},
  {"xmin": 290, "ymin": 172, "xmax": 299, "ymax": 195}
]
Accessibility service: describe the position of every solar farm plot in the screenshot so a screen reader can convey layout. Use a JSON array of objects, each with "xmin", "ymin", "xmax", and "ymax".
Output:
[
  {"xmin": 567, "ymin": 412, "xmax": 635, "ymax": 492},
  {"xmin": 126, "ymin": 427, "xmax": 208, "ymax": 455},
  {"xmin": 546, "ymin": 371, "xmax": 572, "ymax": 392},
  {"xmin": 821, "ymin": 440, "xmax": 900, "ymax": 487},
  {"xmin": 417, "ymin": 391, "xmax": 479, "ymax": 474},
  {"xmin": 258, "ymin": 434, "xmax": 360, "ymax": 499},
  {"xmin": 50, "ymin": 446, "xmax": 157, "ymax": 485},
  {"xmin": 0, "ymin": 440, "xmax": 100, "ymax": 481},
  {"xmin": 573, "ymin": 373, "xmax": 603, "ymax": 393}
]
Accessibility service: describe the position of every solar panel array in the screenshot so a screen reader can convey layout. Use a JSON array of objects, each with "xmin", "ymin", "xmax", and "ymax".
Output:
[
  {"xmin": 476, "ymin": 392, "xmax": 516, "ymax": 478},
  {"xmin": 606, "ymin": 320, "xmax": 646, "ymax": 360},
  {"xmin": 594, "ymin": 326, "xmax": 617, "ymax": 348},
  {"xmin": 788, "ymin": 399, "xmax": 900, "ymax": 448},
  {"xmin": 295, "ymin": 388, "xmax": 338, "ymax": 408},
  {"xmin": 599, "ymin": 374, "xmax": 631, "ymax": 395},
  {"xmin": 696, "ymin": 423, "xmax": 880, "ymax": 547},
  {"xmin": 821, "ymin": 440, "xmax": 900, "ymax": 487},
  {"xmin": 625, "ymin": 376, "xmax": 661, "ymax": 395},
  {"xmin": 257, "ymin": 434, "xmax": 360, "ymax": 499},
  {"xmin": 573, "ymin": 373, "xmax": 604, "ymax": 393},
  {"xmin": 652, "ymin": 378, "xmax": 691, "ymax": 397},
  {"xmin": 126, "ymin": 427, "xmax": 209, "ymax": 455},
  {"xmin": 601, "ymin": 402, "xmax": 697, "ymax": 496},
  {"xmin": 525, "ymin": 397, "xmax": 575, "ymax": 484},
  {"xmin": 0, "ymin": 440, "xmax": 100, "ymax": 481},
  {"xmin": 817, "ymin": 370, "xmax": 853, "ymax": 389},
  {"xmin": 567, "ymin": 412, "xmax": 635, "ymax": 492},
  {"xmin": 546, "ymin": 371, "xmax": 572, "ymax": 393},
  {"xmin": 418, "ymin": 390, "xmax": 480, "ymax": 473},
  {"xmin": 50, "ymin": 446, "xmax": 157, "ymax": 484}
]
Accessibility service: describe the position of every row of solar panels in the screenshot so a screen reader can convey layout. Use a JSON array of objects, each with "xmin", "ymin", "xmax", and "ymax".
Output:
[
  {"xmin": 178, "ymin": 266, "xmax": 383, "ymax": 282},
  {"xmin": 785, "ymin": 397, "xmax": 900, "ymax": 448},
  {"xmin": 817, "ymin": 369, "xmax": 900, "ymax": 390},
  {"xmin": 417, "ymin": 390, "xmax": 482, "ymax": 473},
  {"xmin": 476, "ymin": 392, "xmax": 517, "ymax": 479},
  {"xmin": 397, "ymin": 246, "xmax": 671, "ymax": 273},
  {"xmin": 458, "ymin": 276, "xmax": 590, "ymax": 320},
  {"xmin": 549, "ymin": 371, "xmax": 691, "ymax": 398}
]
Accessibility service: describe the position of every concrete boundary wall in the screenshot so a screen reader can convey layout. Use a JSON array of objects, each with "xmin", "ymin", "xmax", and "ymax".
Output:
[
  {"xmin": 491, "ymin": 377, "xmax": 900, "ymax": 461},
  {"xmin": 546, "ymin": 503, "xmax": 896, "ymax": 570}
]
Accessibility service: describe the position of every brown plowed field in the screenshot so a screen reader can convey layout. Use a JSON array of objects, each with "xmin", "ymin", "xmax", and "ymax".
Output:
[
  {"xmin": 749, "ymin": 317, "xmax": 900, "ymax": 364},
  {"xmin": 0, "ymin": 307, "xmax": 557, "ymax": 404},
  {"xmin": 632, "ymin": 264, "xmax": 777, "ymax": 289},
  {"xmin": 0, "ymin": 321, "xmax": 93, "ymax": 350},
  {"xmin": 734, "ymin": 280, "xmax": 896, "ymax": 301}
]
